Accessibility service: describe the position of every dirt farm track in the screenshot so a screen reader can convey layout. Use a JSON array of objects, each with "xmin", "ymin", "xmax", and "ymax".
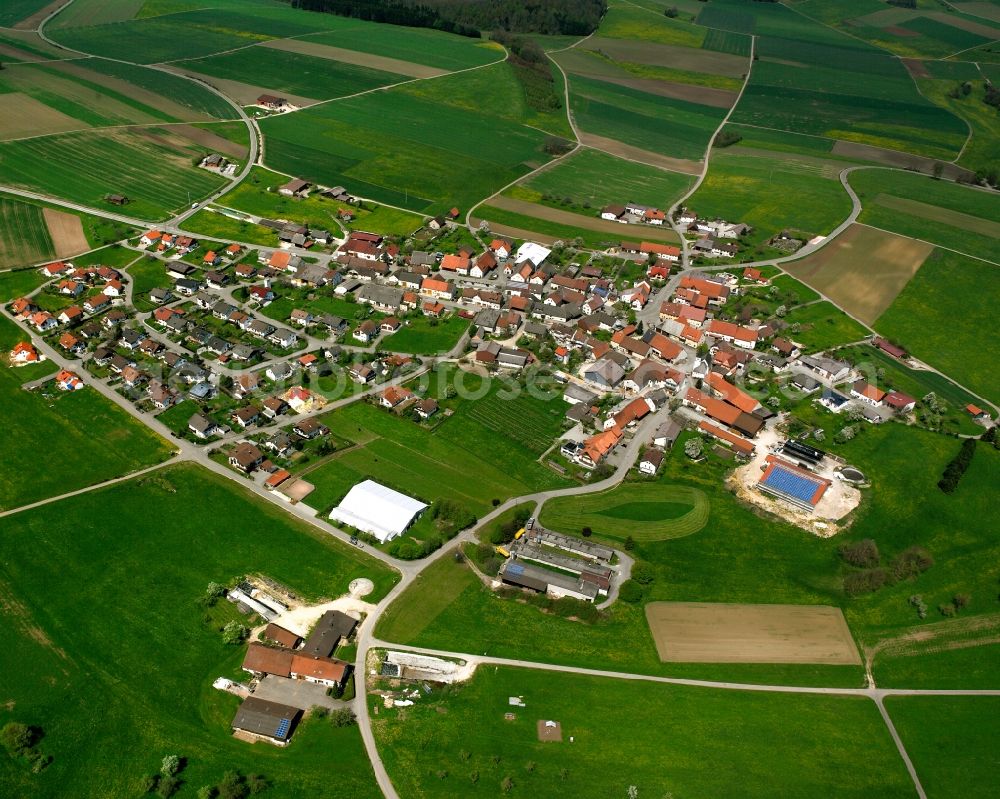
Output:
[{"xmin": 645, "ymin": 601, "xmax": 862, "ymax": 665}]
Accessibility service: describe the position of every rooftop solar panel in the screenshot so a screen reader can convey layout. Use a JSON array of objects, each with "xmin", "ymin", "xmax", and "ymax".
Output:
[
  {"xmin": 762, "ymin": 465, "xmax": 822, "ymax": 505},
  {"xmin": 275, "ymin": 719, "xmax": 290, "ymax": 737},
  {"xmin": 507, "ymin": 563, "xmax": 524, "ymax": 576}
]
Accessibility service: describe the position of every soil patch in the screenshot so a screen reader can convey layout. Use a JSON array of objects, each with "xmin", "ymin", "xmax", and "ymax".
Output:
[
  {"xmin": 786, "ymin": 223, "xmax": 932, "ymax": 324},
  {"xmin": 43, "ymin": 207, "xmax": 89, "ymax": 258},
  {"xmin": 873, "ymin": 194, "xmax": 1000, "ymax": 239},
  {"xmin": 169, "ymin": 123, "xmax": 248, "ymax": 159},
  {"xmin": 578, "ymin": 132, "xmax": 702, "ymax": 175},
  {"xmin": 885, "ymin": 25, "xmax": 919, "ymax": 37},
  {"xmin": 469, "ymin": 219, "xmax": 561, "ymax": 246},
  {"xmin": 261, "ymin": 38, "xmax": 442, "ymax": 79},
  {"xmin": 0, "ymin": 92, "xmax": 85, "ymax": 139},
  {"xmin": 926, "ymin": 10, "xmax": 1000, "ymax": 37},
  {"xmin": 951, "ymin": 2, "xmax": 1000, "ymax": 23},
  {"xmin": 593, "ymin": 75, "xmax": 736, "ymax": 108},
  {"xmin": 12, "ymin": 0, "xmax": 64, "ymax": 30},
  {"xmin": 645, "ymin": 601, "xmax": 861, "ymax": 664},
  {"xmin": 537, "ymin": 720, "xmax": 563, "ymax": 742},
  {"xmin": 832, "ymin": 140, "xmax": 974, "ymax": 181},
  {"xmin": 164, "ymin": 66, "xmax": 319, "ymax": 109},
  {"xmin": 901, "ymin": 58, "xmax": 930, "ymax": 79},
  {"xmin": 0, "ymin": 43, "xmax": 44, "ymax": 62},
  {"xmin": 488, "ymin": 195, "xmax": 681, "ymax": 242}
]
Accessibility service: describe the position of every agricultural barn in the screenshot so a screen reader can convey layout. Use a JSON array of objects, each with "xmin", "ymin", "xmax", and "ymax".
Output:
[
  {"xmin": 231, "ymin": 697, "xmax": 300, "ymax": 746},
  {"xmin": 756, "ymin": 456, "xmax": 831, "ymax": 512},
  {"xmin": 328, "ymin": 479, "xmax": 428, "ymax": 543}
]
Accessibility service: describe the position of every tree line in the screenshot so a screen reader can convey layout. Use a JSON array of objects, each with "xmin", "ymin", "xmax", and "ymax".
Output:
[{"xmin": 285, "ymin": 0, "xmax": 607, "ymax": 36}]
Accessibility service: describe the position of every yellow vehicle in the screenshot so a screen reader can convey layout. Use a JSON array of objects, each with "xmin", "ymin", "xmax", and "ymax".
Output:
[
  {"xmin": 514, "ymin": 528, "xmax": 525, "ymax": 540},
  {"xmin": 495, "ymin": 545, "xmax": 510, "ymax": 557}
]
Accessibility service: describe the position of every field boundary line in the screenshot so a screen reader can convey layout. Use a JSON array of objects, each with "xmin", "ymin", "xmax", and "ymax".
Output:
[
  {"xmin": 854, "ymin": 221, "xmax": 1000, "ymax": 267},
  {"xmin": 0, "ymin": 117, "xmax": 243, "ymax": 146},
  {"xmin": 0, "ymin": 458, "xmax": 180, "ymax": 519}
]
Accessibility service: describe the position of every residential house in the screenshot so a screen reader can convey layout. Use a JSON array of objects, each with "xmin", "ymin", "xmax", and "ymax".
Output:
[{"xmin": 229, "ymin": 442, "xmax": 264, "ymax": 472}]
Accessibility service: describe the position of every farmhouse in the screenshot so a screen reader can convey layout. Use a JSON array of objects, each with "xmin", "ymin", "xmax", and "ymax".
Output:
[
  {"xmin": 328, "ymin": 479, "xmax": 428, "ymax": 543},
  {"xmin": 301, "ymin": 610, "xmax": 357, "ymax": 658},
  {"xmin": 851, "ymin": 381, "xmax": 886, "ymax": 407},
  {"xmin": 499, "ymin": 560, "xmax": 599, "ymax": 603},
  {"xmin": 231, "ymin": 697, "xmax": 300, "ymax": 746},
  {"xmin": 257, "ymin": 94, "xmax": 289, "ymax": 111}
]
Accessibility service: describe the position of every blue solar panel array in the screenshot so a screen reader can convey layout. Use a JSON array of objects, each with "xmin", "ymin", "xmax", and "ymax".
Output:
[
  {"xmin": 275, "ymin": 719, "xmax": 291, "ymax": 738},
  {"xmin": 762, "ymin": 465, "xmax": 822, "ymax": 504},
  {"xmin": 507, "ymin": 563, "xmax": 524, "ymax": 576}
]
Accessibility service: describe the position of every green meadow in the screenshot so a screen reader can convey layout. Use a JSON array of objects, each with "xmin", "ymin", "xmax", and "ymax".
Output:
[
  {"xmin": 0, "ymin": 128, "xmax": 229, "ymax": 220},
  {"xmin": 875, "ymin": 249, "xmax": 1000, "ymax": 404},
  {"xmin": 261, "ymin": 90, "xmax": 551, "ymax": 214},
  {"xmin": 0, "ymin": 463, "xmax": 394, "ymax": 798},
  {"xmin": 0, "ymin": 316, "xmax": 174, "ymax": 510},
  {"xmin": 373, "ymin": 666, "xmax": 915, "ymax": 799}
]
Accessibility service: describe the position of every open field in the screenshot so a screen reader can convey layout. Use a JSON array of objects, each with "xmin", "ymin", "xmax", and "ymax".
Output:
[
  {"xmin": 372, "ymin": 666, "xmax": 914, "ymax": 799},
  {"xmin": 0, "ymin": 0, "xmax": 54, "ymax": 27},
  {"xmin": 850, "ymin": 168, "xmax": 1000, "ymax": 263},
  {"xmin": 874, "ymin": 642, "xmax": 1000, "ymax": 689},
  {"xmin": 781, "ymin": 301, "xmax": 870, "ymax": 351},
  {"xmin": 687, "ymin": 151, "xmax": 853, "ymax": 240},
  {"xmin": 717, "ymin": 1, "xmax": 970, "ymax": 159},
  {"xmin": 539, "ymin": 482, "xmax": 709, "ymax": 542},
  {"xmin": 207, "ymin": 167, "xmax": 425, "ymax": 237},
  {"xmin": 303, "ymin": 377, "xmax": 570, "ymax": 518},
  {"xmin": 0, "ymin": 198, "xmax": 55, "ymax": 269},
  {"xmin": 567, "ymin": 73, "xmax": 725, "ymax": 162},
  {"xmin": 0, "ymin": 267, "xmax": 50, "ymax": 301},
  {"xmin": 261, "ymin": 38, "xmax": 447, "ymax": 79},
  {"xmin": 917, "ymin": 77, "xmax": 1000, "ymax": 177},
  {"xmin": 381, "ymin": 315, "xmax": 468, "ymax": 355},
  {"xmin": 597, "ymin": 2, "xmax": 706, "ymax": 48},
  {"xmin": 488, "ymin": 195, "xmax": 682, "ymax": 242},
  {"xmin": 305, "ymin": 24, "xmax": 503, "ymax": 71},
  {"xmin": 179, "ymin": 46, "xmax": 406, "ymax": 102},
  {"xmin": 875, "ymin": 249, "xmax": 999, "ymax": 403},
  {"xmin": 42, "ymin": 207, "xmax": 88, "ymax": 258},
  {"xmin": 521, "ymin": 149, "xmax": 694, "ymax": 209},
  {"xmin": 886, "ymin": 697, "xmax": 1000, "ymax": 799},
  {"xmin": 0, "ymin": 462, "xmax": 393, "ymax": 798},
  {"xmin": 379, "ymin": 422, "xmax": 1000, "ymax": 686},
  {"xmin": 786, "ymin": 224, "xmax": 933, "ymax": 325},
  {"xmin": 645, "ymin": 602, "xmax": 861, "ymax": 664},
  {"xmin": 579, "ymin": 133, "xmax": 702, "ymax": 174},
  {"xmin": 261, "ymin": 88, "xmax": 551, "ymax": 214},
  {"xmin": 0, "ymin": 316, "xmax": 174, "ymax": 510},
  {"xmin": 475, "ymin": 205, "xmax": 636, "ymax": 249},
  {"xmin": 0, "ymin": 127, "xmax": 230, "ymax": 220},
  {"xmin": 579, "ymin": 35, "xmax": 749, "ymax": 77}
]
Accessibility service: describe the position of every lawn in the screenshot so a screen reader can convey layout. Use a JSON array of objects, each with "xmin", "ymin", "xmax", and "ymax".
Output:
[
  {"xmin": 0, "ymin": 197, "xmax": 54, "ymax": 269},
  {"xmin": 521, "ymin": 148, "xmax": 694, "ymax": 210},
  {"xmin": 0, "ymin": 316, "xmax": 175, "ymax": 510},
  {"xmin": 850, "ymin": 168, "xmax": 1000, "ymax": 264},
  {"xmin": 886, "ymin": 697, "xmax": 1000, "ymax": 799},
  {"xmin": 182, "ymin": 209, "xmax": 279, "ymax": 247},
  {"xmin": 0, "ymin": 127, "xmax": 229, "ymax": 220},
  {"xmin": 476, "ymin": 203, "xmax": 642, "ymax": 249},
  {"xmin": 0, "ymin": 462, "xmax": 394, "ymax": 798},
  {"xmin": 918, "ymin": 77, "xmax": 1000, "ymax": 178},
  {"xmin": 782, "ymin": 301, "xmax": 870, "ymax": 352},
  {"xmin": 210, "ymin": 166, "xmax": 424, "ymax": 236},
  {"xmin": 261, "ymin": 89, "xmax": 551, "ymax": 214},
  {"xmin": 598, "ymin": 2, "xmax": 706, "ymax": 47},
  {"xmin": 539, "ymin": 481, "xmax": 710, "ymax": 542},
  {"xmin": 0, "ymin": 267, "xmax": 49, "ymax": 301},
  {"xmin": 875, "ymin": 249, "xmax": 999, "ymax": 404},
  {"xmin": 179, "ymin": 45, "xmax": 406, "ymax": 101},
  {"xmin": 874, "ymin": 643, "xmax": 1000, "ymax": 689},
  {"xmin": 372, "ymin": 666, "xmax": 915, "ymax": 799},
  {"xmin": 303, "ymin": 373, "xmax": 571, "ymax": 517},
  {"xmin": 687, "ymin": 151, "xmax": 853, "ymax": 240},
  {"xmin": 382, "ymin": 315, "xmax": 469, "ymax": 355}
]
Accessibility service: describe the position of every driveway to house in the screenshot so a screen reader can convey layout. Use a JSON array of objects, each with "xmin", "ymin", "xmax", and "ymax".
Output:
[{"xmin": 252, "ymin": 675, "xmax": 351, "ymax": 712}]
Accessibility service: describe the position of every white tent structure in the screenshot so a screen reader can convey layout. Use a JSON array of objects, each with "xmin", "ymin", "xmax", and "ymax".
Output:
[
  {"xmin": 329, "ymin": 480, "xmax": 428, "ymax": 543},
  {"xmin": 514, "ymin": 242, "xmax": 551, "ymax": 266}
]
